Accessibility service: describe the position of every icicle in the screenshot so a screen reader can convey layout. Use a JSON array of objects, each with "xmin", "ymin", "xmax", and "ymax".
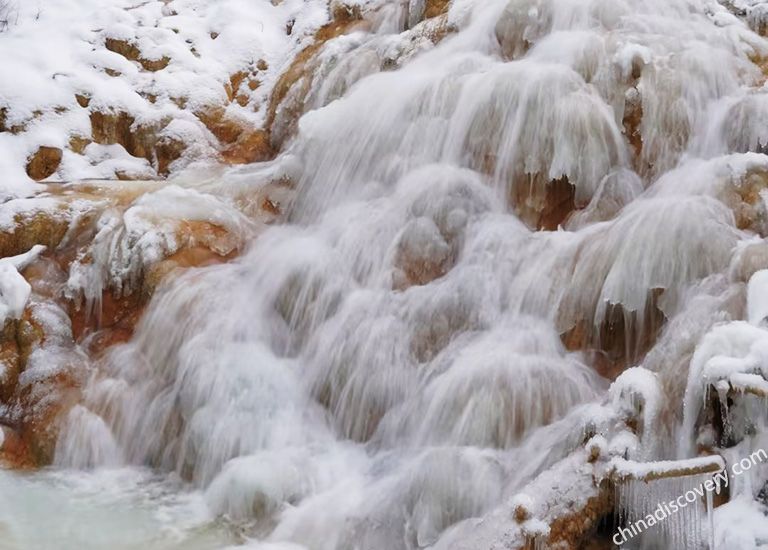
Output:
[
  {"xmin": 706, "ymin": 485, "xmax": 714, "ymax": 550},
  {"xmin": 616, "ymin": 472, "xmax": 715, "ymax": 550}
]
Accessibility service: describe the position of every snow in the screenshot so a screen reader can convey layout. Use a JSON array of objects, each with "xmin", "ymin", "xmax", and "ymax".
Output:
[
  {"xmin": 0, "ymin": 0, "xmax": 329, "ymax": 197},
  {"xmin": 0, "ymin": 245, "xmax": 45, "ymax": 327},
  {"xmin": 713, "ymin": 497, "xmax": 768, "ymax": 550},
  {"xmin": 680, "ymin": 267, "xmax": 768, "ymax": 456},
  {"xmin": 729, "ymin": 371, "xmax": 768, "ymax": 395},
  {"xmin": 610, "ymin": 455, "xmax": 726, "ymax": 479},
  {"xmin": 747, "ymin": 269, "xmax": 768, "ymax": 326},
  {"xmin": 615, "ymin": 43, "xmax": 652, "ymax": 80},
  {"xmin": 609, "ymin": 367, "xmax": 662, "ymax": 454},
  {"xmin": 64, "ymin": 183, "xmax": 254, "ymax": 307}
]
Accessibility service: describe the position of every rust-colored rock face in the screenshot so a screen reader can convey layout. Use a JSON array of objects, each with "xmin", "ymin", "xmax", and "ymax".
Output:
[
  {"xmin": 560, "ymin": 289, "xmax": 668, "ymax": 381},
  {"xmin": 0, "ymin": 293, "xmax": 85, "ymax": 468},
  {"xmin": 0, "ymin": 211, "xmax": 72, "ymax": 259},
  {"xmin": 90, "ymin": 110, "xmax": 186, "ymax": 175},
  {"xmin": 90, "ymin": 110, "xmax": 135, "ymax": 148},
  {"xmin": 68, "ymin": 290, "xmax": 147, "ymax": 356},
  {"xmin": 226, "ymin": 70, "xmax": 250, "ymax": 103},
  {"xmin": 0, "ymin": 180, "xmax": 251, "ymax": 468},
  {"xmin": 105, "ymin": 38, "xmax": 141, "ymax": 61},
  {"xmin": 507, "ymin": 173, "xmax": 579, "ymax": 230},
  {"xmin": 221, "ymin": 129, "xmax": 275, "ymax": 164},
  {"xmin": 548, "ymin": 479, "xmax": 615, "ymax": 549},
  {"xmin": 105, "ymin": 37, "xmax": 170, "ymax": 72},
  {"xmin": 194, "ymin": 107, "xmax": 276, "ymax": 164},
  {"xmin": 734, "ymin": 171, "xmax": 768, "ymax": 234},
  {"xmin": 624, "ymin": 88, "xmax": 643, "ymax": 161},
  {"xmin": 536, "ymin": 177, "xmax": 576, "ymax": 231},
  {"xmin": 266, "ymin": 8, "xmax": 370, "ymax": 152},
  {"xmin": 195, "ymin": 107, "xmax": 245, "ymax": 144},
  {"xmin": 75, "ymin": 94, "xmax": 91, "ymax": 108},
  {"xmin": 138, "ymin": 56, "xmax": 170, "ymax": 72},
  {"xmin": 0, "ymin": 319, "xmax": 21, "ymax": 402},
  {"xmin": 424, "ymin": 0, "xmax": 451, "ymax": 19},
  {"xmin": 26, "ymin": 146, "xmax": 63, "ymax": 181}
]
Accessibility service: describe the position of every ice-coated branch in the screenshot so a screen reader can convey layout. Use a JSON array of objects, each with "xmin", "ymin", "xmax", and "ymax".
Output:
[{"xmin": 610, "ymin": 455, "xmax": 725, "ymax": 482}]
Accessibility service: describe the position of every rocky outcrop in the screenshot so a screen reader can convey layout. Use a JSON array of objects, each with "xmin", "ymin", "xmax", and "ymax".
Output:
[
  {"xmin": 560, "ymin": 290, "xmax": 667, "ymax": 381},
  {"xmin": 731, "ymin": 168, "xmax": 768, "ymax": 234},
  {"xmin": 533, "ymin": 176, "xmax": 576, "ymax": 231},
  {"xmin": 0, "ymin": 210, "xmax": 76, "ymax": 260},
  {"xmin": 25, "ymin": 146, "xmax": 62, "ymax": 181},
  {"xmin": 90, "ymin": 111, "xmax": 186, "ymax": 176},
  {"xmin": 0, "ymin": 294, "xmax": 86, "ymax": 467},
  {"xmin": 195, "ymin": 106, "xmax": 275, "ymax": 164},
  {"xmin": 0, "ymin": 181, "xmax": 253, "ymax": 466},
  {"xmin": 266, "ymin": 5, "xmax": 370, "ymax": 151},
  {"xmin": 104, "ymin": 37, "xmax": 170, "ymax": 72}
]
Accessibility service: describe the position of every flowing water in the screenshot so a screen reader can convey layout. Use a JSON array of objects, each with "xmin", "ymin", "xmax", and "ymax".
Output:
[{"xmin": 6, "ymin": 0, "xmax": 768, "ymax": 548}]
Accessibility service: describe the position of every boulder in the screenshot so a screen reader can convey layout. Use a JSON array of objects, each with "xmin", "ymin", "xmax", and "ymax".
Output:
[{"xmin": 25, "ymin": 146, "xmax": 62, "ymax": 181}]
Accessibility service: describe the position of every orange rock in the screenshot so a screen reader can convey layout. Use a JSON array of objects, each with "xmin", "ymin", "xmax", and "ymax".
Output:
[
  {"xmin": 138, "ymin": 56, "xmax": 170, "ymax": 72},
  {"xmin": 69, "ymin": 135, "xmax": 91, "ymax": 154},
  {"xmin": 75, "ymin": 93, "xmax": 91, "ymax": 108},
  {"xmin": 227, "ymin": 70, "xmax": 250, "ymax": 102},
  {"xmin": 0, "ymin": 425, "xmax": 32, "ymax": 469},
  {"xmin": 424, "ymin": 0, "xmax": 451, "ymax": 19},
  {"xmin": 105, "ymin": 37, "xmax": 141, "ymax": 62},
  {"xmin": 26, "ymin": 146, "xmax": 62, "ymax": 181},
  {"xmin": 195, "ymin": 106, "xmax": 245, "ymax": 144},
  {"xmin": 221, "ymin": 129, "xmax": 275, "ymax": 164},
  {"xmin": 266, "ymin": 8, "xmax": 369, "ymax": 151},
  {"xmin": 90, "ymin": 110, "xmax": 186, "ymax": 175},
  {"xmin": 536, "ymin": 176, "xmax": 576, "ymax": 231},
  {"xmin": 155, "ymin": 135, "xmax": 187, "ymax": 175},
  {"xmin": 16, "ymin": 368, "xmax": 82, "ymax": 465},
  {"xmin": 508, "ymin": 173, "xmax": 578, "ymax": 230},
  {"xmin": 560, "ymin": 289, "xmax": 667, "ymax": 380},
  {"xmin": 104, "ymin": 37, "xmax": 170, "ymax": 72},
  {"xmin": 624, "ymin": 88, "xmax": 643, "ymax": 161},
  {"xmin": 0, "ymin": 295, "xmax": 85, "ymax": 467},
  {"xmin": 0, "ymin": 215, "xmax": 69, "ymax": 259},
  {"xmin": 547, "ymin": 479, "xmax": 615, "ymax": 550},
  {"xmin": 68, "ymin": 288, "xmax": 146, "ymax": 355},
  {"xmin": 0, "ymin": 319, "xmax": 21, "ymax": 402}
]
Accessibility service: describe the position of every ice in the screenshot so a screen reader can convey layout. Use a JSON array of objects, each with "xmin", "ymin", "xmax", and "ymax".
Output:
[
  {"xmin": 616, "ymin": 474, "xmax": 713, "ymax": 550},
  {"xmin": 712, "ymin": 497, "xmax": 768, "ymax": 550},
  {"xmin": 8, "ymin": 0, "xmax": 768, "ymax": 548},
  {"xmin": 747, "ymin": 269, "xmax": 768, "ymax": 326},
  {"xmin": 679, "ymin": 267, "xmax": 768, "ymax": 456},
  {"xmin": 54, "ymin": 405, "xmax": 124, "ymax": 470},
  {"xmin": 65, "ymin": 183, "xmax": 253, "ymax": 314},
  {"xmin": 0, "ymin": 467, "xmax": 233, "ymax": 550},
  {"xmin": 0, "ymin": 245, "xmax": 45, "ymax": 326}
]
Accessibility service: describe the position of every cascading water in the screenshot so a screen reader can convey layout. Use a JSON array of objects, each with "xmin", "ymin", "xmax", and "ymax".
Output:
[{"xmin": 5, "ymin": 0, "xmax": 768, "ymax": 548}]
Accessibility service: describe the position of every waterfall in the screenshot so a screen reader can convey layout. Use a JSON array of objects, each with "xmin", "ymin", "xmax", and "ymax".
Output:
[{"xmin": 4, "ymin": 0, "xmax": 768, "ymax": 548}]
